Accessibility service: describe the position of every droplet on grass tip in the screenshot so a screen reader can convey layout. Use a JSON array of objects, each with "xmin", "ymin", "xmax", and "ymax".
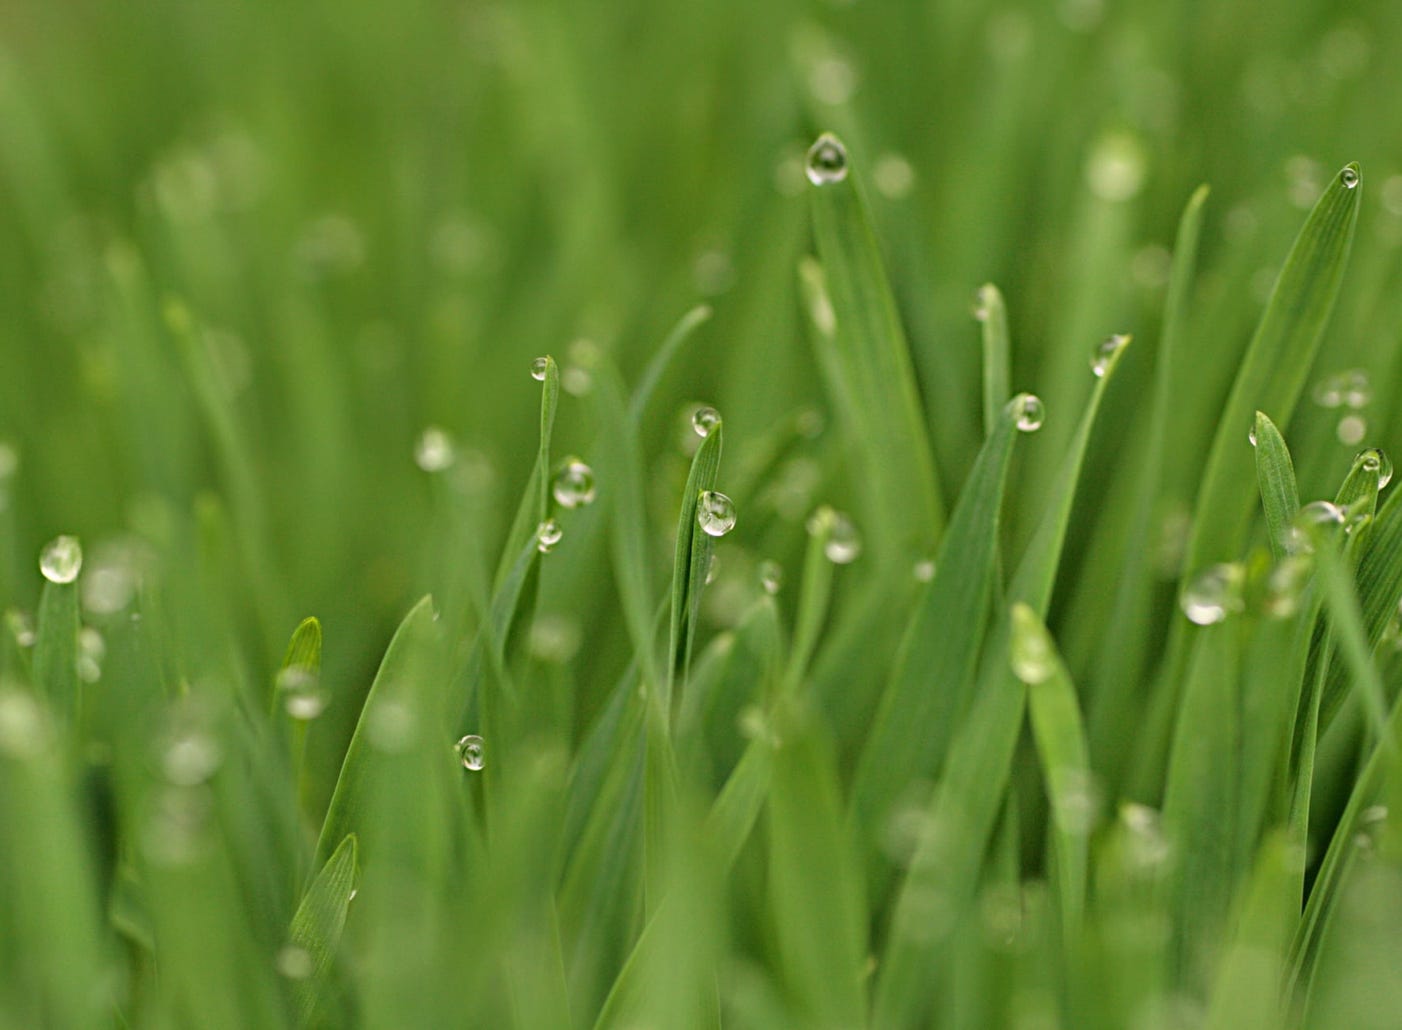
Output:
[
  {"xmin": 805, "ymin": 133, "xmax": 849, "ymax": 186},
  {"xmin": 691, "ymin": 406, "xmax": 721, "ymax": 438},
  {"xmin": 39, "ymin": 535, "xmax": 83, "ymax": 584},
  {"xmin": 1181, "ymin": 563, "xmax": 1245, "ymax": 625},
  {"xmin": 1009, "ymin": 605, "xmax": 1056, "ymax": 684},
  {"xmin": 414, "ymin": 426, "xmax": 455, "ymax": 472},
  {"xmin": 277, "ymin": 666, "xmax": 328, "ymax": 720},
  {"xmin": 1248, "ymin": 421, "xmax": 1258, "ymax": 447},
  {"xmin": 1091, "ymin": 333, "xmax": 1130, "ymax": 377},
  {"xmin": 1341, "ymin": 164, "xmax": 1360, "ymax": 189},
  {"xmin": 456, "ymin": 734, "xmax": 485, "ymax": 771},
  {"xmin": 551, "ymin": 458, "xmax": 597, "ymax": 508},
  {"xmin": 536, "ymin": 518, "xmax": 564, "ymax": 553},
  {"xmin": 1357, "ymin": 448, "xmax": 1394, "ymax": 489},
  {"xmin": 529, "ymin": 355, "xmax": 550, "ymax": 382},
  {"xmin": 820, "ymin": 511, "xmax": 862, "ymax": 564},
  {"xmin": 697, "ymin": 491, "xmax": 737, "ymax": 537},
  {"xmin": 759, "ymin": 560, "xmax": 783, "ymax": 595},
  {"xmin": 1007, "ymin": 393, "xmax": 1045, "ymax": 432},
  {"xmin": 971, "ymin": 284, "xmax": 999, "ymax": 323}
]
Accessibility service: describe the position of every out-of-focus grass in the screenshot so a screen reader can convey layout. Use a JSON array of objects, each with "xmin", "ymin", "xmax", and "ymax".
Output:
[{"xmin": 4, "ymin": 0, "xmax": 1402, "ymax": 1026}]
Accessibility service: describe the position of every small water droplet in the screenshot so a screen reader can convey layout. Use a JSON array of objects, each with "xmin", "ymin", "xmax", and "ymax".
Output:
[
  {"xmin": 530, "ymin": 356, "xmax": 550, "ymax": 382},
  {"xmin": 691, "ymin": 406, "xmax": 721, "ymax": 438},
  {"xmin": 1181, "ymin": 563, "xmax": 1246, "ymax": 625},
  {"xmin": 275, "ymin": 945, "xmax": 315, "ymax": 980},
  {"xmin": 161, "ymin": 729, "xmax": 223, "ymax": 786},
  {"xmin": 1356, "ymin": 448, "xmax": 1394, "ymax": 489},
  {"xmin": 1362, "ymin": 804, "xmax": 1388, "ymax": 825},
  {"xmin": 4, "ymin": 609, "xmax": 35, "ymax": 648},
  {"xmin": 1091, "ymin": 334, "xmax": 1130, "ymax": 377},
  {"xmin": 277, "ymin": 666, "xmax": 328, "ymax": 720},
  {"xmin": 1337, "ymin": 414, "xmax": 1367, "ymax": 445},
  {"xmin": 77, "ymin": 626, "xmax": 105, "ymax": 684},
  {"xmin": 1248, "ymin": 421, "xmax": 1258, "ymax": 447},
  {"xmin": 704, "ymin": 551, "xmax": 719, "ymax": 585},
  {"xmin": 1341, "ymin": 165, "xmax": 1360, "ymax": 189},
  {"xmin": 697, "ymin": 491, "xmax": 737, "ymax": 537},
  {"xmin": 971, "ymin": 284, "xmax": 999, "ymax": 323},
  {"xmin": 1119, "ymin": 803, "xmax": 1172, "ymax": 871},
  {"xmin": 1263, "ymin": 556, "xmax": 1313, "ymax": 619},
  {"xmin": 805, "ymin": 133, "xmax": 849, "ymax": 186},
  {"xmin": 1007, "ymin": 393, "xmax": 1045, "ymax": 432},
  {"xmin": 456, "ymin": 733, "xmax": 485, "ymax": 771},
  {"xmin": 913, "ymin": 559, "xmax": 936, "ymax": 582},
  {"xmin": 414, "ymin": 426, "xmax": 455, "ymax": 472},
  {"xmin": 1343, "ymin": 369, "xmax": 1372, "ymax": 408},
  {"xmin": 536, "ymin": 518, "xmax": 564, "ymax": 553},
  {"xmin": 873, "ymin": 153, "xmax": 915, "ymax": 199},
  {"xmin": 528, "ymin": 614, "xmax": 581, "ymax": 663},
  {"xmin": 1052, "ymin": 770, "xmax": 1102, "ymax": 836},
  {"xmin": 758, "ymin": 560, "xmax": 783, "ymax": 595},
  {"xmin": 551, "ymin": 458, "xmax": 597, "ymax": 508},
  {"xmin": 821, "ymin": 511, "xmax": 862, "ymax": 564},
  {"xmin": 39, "ymin": 535, "xmax": 83, "ymax": 584},
  {"xmin": 1010, "ymin": 605, "xmax": 1056, "ymax": 684},
  {"xmin": 348, "ymin": 889, "xmax": 358, "ymax": 901}
]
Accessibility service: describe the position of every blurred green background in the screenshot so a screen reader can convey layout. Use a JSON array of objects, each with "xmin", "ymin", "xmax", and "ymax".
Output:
[{"xmin": 3, "ymin": 0, "xmax": 1402, "ymax": 805}]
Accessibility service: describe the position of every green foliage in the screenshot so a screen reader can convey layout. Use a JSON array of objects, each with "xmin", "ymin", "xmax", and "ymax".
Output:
[{"xmin": 4, "ymin": 2, "xmax": 1402, "ymax": 1027}]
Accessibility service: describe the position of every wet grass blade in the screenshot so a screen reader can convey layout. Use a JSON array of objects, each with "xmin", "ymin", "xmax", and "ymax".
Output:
[
  {"xmin": 288, "ymin": 833, "xmax": 359, "ymax": 1025},
  {"xmin": 33, "ymin": 570, "xmax": 79, "ymax": 725},
  {"xmin": 975, "ymin": 283, "xmax": 1010, "ymax": 438},
  {"xmin": 666, "ymin": 423, "xmax": 724, "ymax": 708},
  {"xmin": 807, "ymin": 134, "xmax": 944, "ymax": 558},
  {"xmin": 1253, "ymin": 411, "xmax": 1301, "ymax": 561},
  {"xmin": 495, "ymin": 355, "xmax": 560, "ymax": 591}
]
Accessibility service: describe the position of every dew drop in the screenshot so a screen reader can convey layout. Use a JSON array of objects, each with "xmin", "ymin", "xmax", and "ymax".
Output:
[
  {"xmin": 1248, "ymin": 421, "xmax": 1258, "ymax": 447},
  {"xmin": 39, "ymin": 535, "xmax": 83, "ymax": 584},
  {"xmin": 1357, "ymin": 448, "xmax": 1394, "ymax": 489},
  {"xmin": 536, "ymin": 518, "xmax": 564, "ymax": 553},
  {"xmin": 277, "ymin": 666, "xmax": 328, "ymax": 720},
  {"xmin": 697, "ymin": 491, "xmax": 737, "ymax": 537},
  {"xmin": 529, "ymin": 355, "xmax": 550, "ymax": 382},
  {"xmin": 4, "ymin": 609, "xmax": 35, "ymax": 648},
  {"xmin": 161, "ymin": 729, "xmax": 223, "ymax": 786},
  {"xmin": 971, "ymin": 284, "xmax": 999, "ymax": 323},
  {"xmin": 691, "ymin": 405, "xmax": 721, "ymax": 438},
  {"xmin": 823, "ymin": 512, "xmax": 862, "ymax": 564},
  {"xmin": 1009, "ymin": 606, "xmax": 1056, "ymax": 685},
  {"xmin": 414, "ymin": 426, "xmax": 455, "ymax": 472},
  {"xmin": 1181, "ymin": 563, "xmax": 1245, "ymax": 625},
  {"xmin": 456, "ymin": 733, "xmax": 485, "ymax": 771},
  {"xmin": 704, "ymin": 551, "xmax": 719, "ymax": 585},
  {"xmin": 1341, "ymin": 165, "xmax": 1360, "ymax": 189},
  {"xmin": 1313, "ymin": 373, "xmax": 1345, "ymax": 408},
  {"xmin": 805, "ymin": 132, "xmax": 849, "ymax": 186},
  {"xmin": 1263, "ymin": 556, "xmax": 1313, "ymax": 619},
  {"xmin": 1343, "ymin": 369, "xmax": 1372, "ymax": 408},
  {"xmin": 1337, "ymin": 414, "xmax": 1367, "ymax": 446},
  {"xmin": 1287, "ymin": 500, "xmax": 1346, "ymax": 554},
  {"xmin": 1007, "ymin": 393, "xmax": 1045, "ymax": 432},
  {"xmin": 913, "ymin": 558, "xmax": 937, "ymax": 582},
  {"xmin": 1051, "ymin": 770, "xmax": 1102, "ymax": 836},
  {"xmin": 759, "ymin": 560, "xmax": 783, "ymax": 595},
  {"xmin": 551, "ymin": 458, "xmax": 597, "ymax": 508},
  {"xmin": 275, "ymin": 945, "xmax": 315, "ymax": 981},
  {"xmin": 77, "ymin": 626, "xmax": 105, "ymax": 684},
  {"xmin": 1091, "ymin": 334, "xmax": 1130, "ymax": 377}
]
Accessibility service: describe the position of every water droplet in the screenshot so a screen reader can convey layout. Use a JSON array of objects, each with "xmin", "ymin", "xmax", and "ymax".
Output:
[
  {"xmin": 530, "ymin": 356, "xmax": 550, "ymax": 382},
  {"xmin": 4, "ymin": 609, "xmax": 35, "ymax": 648},
  {"xmin": 1051, "ymin": 770, "xmax": 1102, "ymax": 836},
  {"xmin": 822, "ymin": 511, "xmax": 862, "ymax": 564},
  {"xmin": 1181, "ymin": 563, "xmax": 1245, "ymax": 625},
  {"xmin": 277, "ymin": 666, "xmax": 328, "ymax": 720},
  {"xmin": 1341, "ymin": 165, "xmax": 1360, "ymax": 189},
  {"xmin": 691, "ymin": 406, "xmax": 721, "ymax": 438},
  {"xmin": 1119, "ymin": 803, "xmax": 1172, "ymax": 871},
  {"xmin": 805, "ymin": 133, "xmax": 849, "ymax": 186},
  {"xmin": 368, "ymin": 699, "xmax": 418, "ymax": 752},
  {"xmin": 1007, "ymin": 393, "xmax": 1045, "ymax": 432},
  {"xmin": 536, "ymin": 518, "xmax": 564, "ymax": 553},
  {"xmin": 1248, "ymin": 421, "xmax": 1258, "ymax": 447},
  {"xmin": 1343, "ymin": 369, "xmax": 1372, "ymax": 408},
  {"xmin": 161, "ymin": 728, "xmax": 223, "ymax": 786},
  {"xmin": 759, "ymin": 560, "xmax": 784, "ymax": 595},
  {"xmin": 456, "ymin": 733, "xmax": 485, "ymax": 771},
  {"xmin": 1010, "ymin": 605, "xmax": 1056, "ymax": 684},
  {"xmin": 704, "ymin": 551, "xmax": 719, "ymax": 585},
  {"xmin": 414, "ymin": 426, "xmax": 455, "ymax": 472},
  {"xmin": 1263, "ymin": 556, "xmax": 1313, "ymax": 619},
  {"xmin": 551, "ymin": 458, "xmax": 597, "ymax": 508},
  {"xmin": 77, "ymin": 626, "xmax": 105, "ymax": 684},
  {"xmin": 1287, "ymin": 500, "xmax": 1346, "ymax": 554},
  {"xmin": 971, "ymin": 284, "xmax": 999, "ymax": 323},
  {"xmin": 276, "ymin": 945, "xmax": 314, "ymax": 980},
  {"xmin": 39, "ymin": 535, "xmax": 83, "ymax": 584},
  {"xmin": 1338, "ymin": 414, "xmax": 1368, "ymax": 446},
  {"xmin": 697, "ymin": 491, "xmax": 737, "ymax": 537},
  {"xmin": 82, "ymin": 541, "xmax": 145, "ymax": 614},
  {"xmin": 913, "ymin": 559, "xmax": 936, "ymax": 582},
  {"xmin": 529, "ymin": 614, "xmax": 581, "ymax": 663},
  {"xmin": 873, "ymin": 153, "xmax": 915, "ymax": 199},
  {"xmin": 1362, "ymin": 804, "xmax": 1388, "ymax": 825},
  {"xmin": 1086, "ymin": 132, "xmax": 1146, "ymax": 202},
  {"xmin": 1357, "ymin": 448, "xmax": 1394, "ymax": 489},
  {"xmin": 0, "ymin": 689, "xmax": 50, "ymax": 758},
  {"xmin": 1091, "ymin": 334, "xmax": 1130, "ymax": 377}
]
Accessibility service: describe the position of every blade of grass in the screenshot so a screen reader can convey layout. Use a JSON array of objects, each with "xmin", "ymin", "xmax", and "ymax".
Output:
[
  {"xmin": 974, "ymin": 283, "xmax": 1010, "ymax": 438},
  {"xmin": 1253, "ymin": 411, "xmax": 1301, "ymax": 561},
  {"xmin": 287, "ymin": 833, "xmax": 358, "ymax": 1026}
]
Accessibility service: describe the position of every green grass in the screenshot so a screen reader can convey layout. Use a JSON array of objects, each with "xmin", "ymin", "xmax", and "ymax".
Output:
[{"xmin": 4, "ymin": 1, "xmax": 1402, "ymax": 1026}]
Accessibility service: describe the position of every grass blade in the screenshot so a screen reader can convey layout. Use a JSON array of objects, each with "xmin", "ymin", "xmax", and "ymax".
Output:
[
  {"xmin": 287, "ymin": 833, "xmax": 359, "ymax": 1025},
  {"xmin": 1253, "ymin": 411, "xmax": 1301, "ymax": 561}
]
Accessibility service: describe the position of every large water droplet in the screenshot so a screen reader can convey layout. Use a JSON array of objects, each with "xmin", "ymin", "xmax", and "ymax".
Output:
[
  {"xmin": 697, "ymin": 491, "xmax": 737, "ymax": 537},
  {"xmin": 530, "ymin": 356, "xmax": 550, "ymax": 382},
  {"xmin": 39, "ymin": 535, "xmax": 83, "ymax": 584},
  {"xmin": 414, "ymin": 427, "xmax": 455, "ymax": 472},
  {"xmin": 1007, "ymin": 393, "xmax": 1045, "ymax": 432},
  {"xmin": 691, "ymin": 406, "xmax": 721, "ymax": 438},
  {"xmin": 536, "ymin": 518, "xmax": 564, "ymax": 553},
  {"xmin": 1181, "ymin": 563, "xmax": 1245, "ymax": 625},
  {"xmin": 1341, "ymin": 164, "xmax": 1360, "ymax": 189},
  {"xmin": 1091, "ymin": 334, "xmax": 1130, "ymax": 377},
  {"xmin": 456, "ymin": 733, "xmax": 485, "ymax": 771},
  {"xmin": 822, "ymin": 511, "xmax": 862, "ymax": 564},
  {"xmin": 805, "ymin": 133, "xmax": 849, "ymax": 186},
  {"xmin": 277, "ymin": 666, "xmax": 328, "ymax": 720},
  {"xmin": 758, "ymin": 560, "xmax": 783, "ymax": 595},
  {"xmin": 1357, "ymin": 448, "xmax": 1394, "ymax": 489},
  {"xmin": 551, "ymin": 458, "xmax": 597, "ymax": 508}
]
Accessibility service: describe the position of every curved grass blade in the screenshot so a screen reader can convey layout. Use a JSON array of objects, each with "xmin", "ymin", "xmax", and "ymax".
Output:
[
  {"xmin": 628, "ymin": 304, "xmax": 713, "ymax": 426},
  {"xmin": 494, "ymin": 354, "xmax": 560, "ymax": 591},
  {"xmin": 33, "ymin": 572, "xmax": 79, "ymax": 724},
  {"xmin": 974, "ymin": 283, "xmax": 1010, "ymax": 438},
  {"xmin": 1253, "ymin": 411, "xmax": 1301, "ymax": 561},
  {"xmin": 1011, "ymin": 603, "xmax": 1092, "ymax": 936},
  {"xmin": 875, "ymin": 336, "xmax": 1130, "ymax": 1027},
  {"xmin": 851, "ymin": 407, "xmax": 1017, "ymax": 875},
  {"xmin": 807, "ymin": 133, "xmax": 944, "ymax": 557},
  {"xmin": 287, "ymin": 833, "xmax": 358, "ymax": 1026},
  {"xmin": 1183, "ymin": 164, "xmax": 1361, "ymax": 578},
  {"xmin": 666, "ymin": 423, "xmax": 724, "ymax": 708}
]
